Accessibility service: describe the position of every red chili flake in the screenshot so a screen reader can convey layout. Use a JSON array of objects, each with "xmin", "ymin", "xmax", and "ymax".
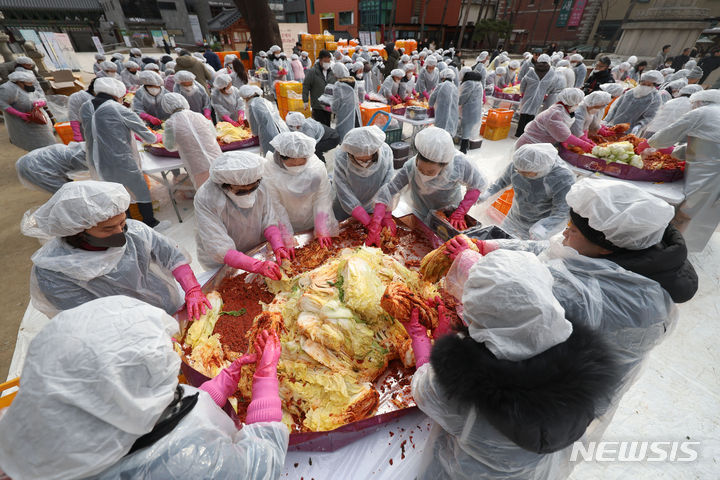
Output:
[
  {"xmin": 294, "ymin": 463, "xmax": 299, "ymax": 468},
  {"xmin": 389, "ymin": 431, "xmax": 395, "ymax": 437},
  {"xmin": 400, "ymin": 440, "xmax": 407, "ymax": 459},
  {"xmin": 389, "ymin": 459, "xmax": 394, "ymax": 465},
  {"xmin": 309, "ymin": 457, "xmax": 313, "ymax": 466}
]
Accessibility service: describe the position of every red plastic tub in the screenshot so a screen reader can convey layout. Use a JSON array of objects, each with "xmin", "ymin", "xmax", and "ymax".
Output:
[{"xmin": 558, "ymin": 147, "xmax": 684, "ymax": 183}]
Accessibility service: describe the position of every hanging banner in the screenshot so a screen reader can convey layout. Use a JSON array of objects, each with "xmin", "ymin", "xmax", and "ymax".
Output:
[
  {"xmin": 556, "ymin": 0, "xmax": 574, "ymax": 27},
  {"xmin": 150, "ymin": 30, "xmax": 164, "ymax": 47},
  {"xmin": 188, "ymin": 15, "xmax": 203, "ymax": 44},
  {"xmin": 91, "ymin": 36, "xmax": 105, "ymax": 54},
  {"xmin": 18, "ymin": 29, "xmax": 58, "ymax": 69},
  {"xmin": 567, "ymin": 0, "xmax": 587, "ymax": 27}
]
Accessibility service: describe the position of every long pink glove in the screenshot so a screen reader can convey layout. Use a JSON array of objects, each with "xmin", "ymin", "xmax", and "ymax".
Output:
[
  {"xmin": 351, "ymin": 205, "xmax": 371, "ymax": 227},
  {"xmin": 658, "ymin": 146, "xmax": 674, "ymax": 155},
  {"xmin": 222, "ymin": 114, "xmax": 240, "ymax": 127},
  {"xmin": 449, "ymin": 189, "xmax": 480, "ymax": 231},
  {"xmin": 565, "ymin": 134, "xmax": 595, "ymax": 153},
  {"xmin": 471, "ymin": 238, "xmax": 500, "ymax": 255},
  {"xmin": 6, "ymin": 107, "xmax": 30, "ymax": 122},
  {"xmin": 172, "ymin": 264, "xmax": 212, "ymax": 320},
  {"xmin": 155, "ymin": 133, "xmax": 163, "ymax": 144},
  {"xmin": 140, "ymin": 112, "xmax": 162, "ymax": 126},
  {"xmin": 580, "ymin": 131, "xmax": 591, "ymax": 143},
  {"xmin": 381, "ymin": 211, "xmax": 397, "ymax": 235},
  {"xmin": 264, "ymin": 225, "xmax": 291, "ymax": 263},
  {"xmin": 203, "ymin": 108, "xmax": 212, "ymax": 119},
  {"xmin": 421, "ymin": 91, "xmax": 430, "ymax": 100},
  {"xmin": 224, "ymin": 249, "xmax": 282, "ymax": 280},
  {"xmin": 400, "ymin": 308, "xmax": 431, "ymax": 368},
  {"xmin": 430, "ymin": 297, "xmax": 451, "ymax": 339},
  {"xmin": 494, "ymin": 86, "xmax": 504, "ymax": 95},
  {"xmin": 33, "ymin": 100, "xmax": 47, "ymax": 108},
  {"xmin": 199, "ymin": 353, "xmax": 257, "ymax": 407},
  {"xmin": 635, "ymin": 139, "xmax": 650, "ymax": 153},
  {"xmin": 70, "ymin": 120, "xmax": 83, "ymax": 141},
  {"xmin": 314, "ymin": 212, "xmax": 332, "ymax": 248},
  {"xmin": 246, "ymin": 330, "xmax": 283, "ymax": 423},
  {"xmin": 597, "ymin": 125, "xmax": 614, "ymax": 137},
  {"xmin": 445, "ymin": 236, "xmax": 471, "ymax": 260},
  {"xmin": 365, "ymin": 203, "xmax": 387, "ymax": 247},
  {"xmin": 237, "ymin": 110, "xmax": 245, "ymax": 123}
]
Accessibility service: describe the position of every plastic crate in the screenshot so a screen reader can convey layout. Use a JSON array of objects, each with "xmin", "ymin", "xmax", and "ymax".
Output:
[
  {"xmin": 485, "ymin": 108, "xmax": 514, "ymax": 128},
  {"xmin": 385, "ymin": 127, "xmax": 402, "ymax": 144},
  {"xmin": 287, "ymin": 97, "xmax": 305, "ymax": 111},
  {"xmin": 483, "ymin": 125, "xmax": 511, "ymax": 140},
  {"xmin": 488, "ymin": 188, "xmax": 514, "ymax": 224},
  {"xmin": 0, "ymin": 377, "xmax": 19, "ymax": 409},
  {"xmin": 276, "ymin": 81, "xmax": 302, "ymax": 98},
  {"xmin": 361, "ymin": 102, "xmax": 391, "ymax": 126},
  {"xmin": 54, "ymin": 122, "xmax": 74, "ymax": 145}
]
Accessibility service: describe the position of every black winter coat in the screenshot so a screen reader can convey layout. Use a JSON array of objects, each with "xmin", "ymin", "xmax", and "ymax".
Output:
[{"xmin": 582, "ymin": 68, "xmax": 614, "ymax": 94}]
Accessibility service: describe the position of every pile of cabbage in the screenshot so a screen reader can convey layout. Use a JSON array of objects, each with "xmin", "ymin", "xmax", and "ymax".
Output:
[{"xmin": 590, "ymin": 141, "xmax": 643, "ymax": 168}]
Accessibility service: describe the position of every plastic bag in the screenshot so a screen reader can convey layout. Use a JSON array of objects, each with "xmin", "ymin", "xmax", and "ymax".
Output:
[
  {"xmin": 46, "ymin": 94, "xmax": 69, "ymax": 123},
  {"xmin": 29, "ymin": 105, "xmax": 47, "ymax": 124}
]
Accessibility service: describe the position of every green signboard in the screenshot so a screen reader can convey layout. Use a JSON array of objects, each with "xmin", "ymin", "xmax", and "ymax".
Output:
[{"xmin": 556, "ymin": 0, "xmax": 574, "ymax": 27}]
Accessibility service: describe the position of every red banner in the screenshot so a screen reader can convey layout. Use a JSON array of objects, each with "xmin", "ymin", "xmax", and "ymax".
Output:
[{"xmin": 567, "ymin": 0, "xmax": 587, "ymax": 27}]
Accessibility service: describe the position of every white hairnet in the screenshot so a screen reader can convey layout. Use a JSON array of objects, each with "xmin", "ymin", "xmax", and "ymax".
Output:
[
  {"xmin": 476, "ymin": 52, "xmax": 488, "ymax": 62},
  {"xmin": 165, "ymin": 61, "xmax": 176, "ymax": 70},
  {"xmin": 440, "ymin": 68, "xmax": 455, "ymax": 80},
  {"xmin": 213, "ymin": 73, "xmax": 232, "ymax": 89},
  {"xmin": 512, "ymin": 143, "xmax": 558, "ymax": 176},
  {"xmin": 679, "ymin": 84, "xmax": 703, "ymax": 95},
  {"xmin": 403, "ymin": 63, "xmax": 416, "ymax": 72},
  {"xmin": 15, "ymin": 56, "xmax": 34, "ymax": 66},
  {"xmin": 301, "ymin": 51, "xmax": 308, "ymax": 57},
  {"xmin": 144, "ymin": 63, "xmax": 159, "ymax": 71},
  {"xmin": 641, "ymin": 70, "xmax": 664, "ymax": 84},
  {"xmin": 270, "ymin": 131, "xmax": 317, "ymax": 158},
  {"xmin": 689, "ymin": 89, "xmax": 720, "ymax": 104},
  {"xmin": 461, "ymin": 250, "xmax": 572, "ymax": 361},
  {"xmin": 566, "ymin": 178, "xmax": 675, "ymax": 250},
  {"xmin": 112, "ymin": 53, "xmax": 124, "ymax": 60},
  {"xmin": 285, "ymin": 111, "xmax": 305, "ymax": 129},
  {"xmin": 340, "ymin": 126, "xmax": 385, "ymax": 156},
  {"xmin": 8, "ymin": 70, "xmax": 35, "ymax": 83},
  {"xmin": 238, "ymin": 85, "xmax": 262, "ymax": 98},
  {"xmin": 100, "ymin": 60, "xmax": 118, "ymax": 71},
  {"xmin": 687, "ymin": 66, "xmax": 703, "ymax": 80},
  {"xmin": 175, "ymin": 70, "xmax": 196, "ymax": 83},
  {"xmin": 259, "ymin": 50, "xmax": 267, "ymax": 57},
  {"xmin": 291, "ymin": 53, "xmax": 298, "ymax": 60},
  {"xmin": 94, "ymin": 53, "xmax": 105, "ymax": 61},
  {"xmin": 22, "ymin": 180, "xmax": 130, "ymax": 238},
  {"xmin": 537, "ymin": 54, "xmax": 552, "ymax": 64},
  {"xmin": 667, "ymin": 78, "xmax": 688, "ymax": 91},
  {"xmin": 496, "ymin": 66, "xmax": 507, "ymax": 75},
  {"xmin": 130, "ymin": 47, "xmax": 142, "ymax": 55},
  {"xmin": 138, "ymin": 70, "xmax": 163, "ymax": 86},
  {"xmin": 557, "ymin": 87, "xmax": 585, "ymax": 106},
  {"xmin": 192, "ymin": 52, "xmax": 205, "ymax": 61},
  {"xmin": 94, "ymin": 77, "xmax": 127, "ymax": 98},
  {"xmin": 125, "ymin": 61, "xmax": 139, "ymax": 70},
  {"xmin": 619, "ymin": 61, "xmax": 630, "ymax": 71},
  {"xmin": 556, "ymin": 60, "xmax": 570, "ymax": 68},
  {"xmin": 389, "ymin": 68, "xmax": 404, "ymax": 78},
  {"xmin": 401, "ymin": 54, "xmax": 410, "ymax": 62},
  {"xmin": 161, "ymin": 92, "xmax": 190, "ymax": 113},
  {"xmin": 660, "ymin": 68, "xmax": 675, "ymax": 76},
  {"xmin": 425, "ymin": 56, "xmax": 438, "ymax": 67},
  {"xmin": 584, "ymin": 90, "xmax": 612, "ymax": 107},
  {"xmin": 332, "ymin": 62, "xmax": 350, "ymax": 78},
  {"xmin": 224, "ymin": 54, "xmax": 237, "ymax": 65},
  {"xmin": 600, "ymin": 83, "xmax": 624, "ymax": 97},
  {"xmin": 627, "ymin": 55, "xmax": 637, "ymax": 65},
  {"xmin": 570, "ymin": 53, "xmax": 583, "ymax": 62},
  {"xmin": 0, "ymin": 296, "xmax": 180, "ymax": 480},
  {"xmin": 269, "ymin": 45, "xmax": 281, "ymax": 53},
  {"xmin": 352, "ymin": 61, "xmax": 364, "ymax": 72},
  {"xmin": 210, "ymin": 151, "xmax": 264, "ymax": 185},
  {"xmin": 523, "ymin": 52, "xmax": 532, "ymax": 60},
  {"xmin": 415, "ymin": 126, "xmax": 454, "ymax": 164},
  {"xmin": 508, "ymin": 60, "xmax": 520, "ymax": 69}
]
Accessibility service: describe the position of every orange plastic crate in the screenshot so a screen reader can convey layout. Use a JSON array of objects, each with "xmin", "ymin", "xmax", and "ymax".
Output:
[
  {"xmin": 0, "ymin": 377, "xmax": 19, "ymax": 409},
  {"xmin": 493, "ymin": 189, "xmax": 514, "ymax": 215},
  {"xmin": 54, "ymin": 122, "xmax": 74, "ymax": 145},
  {"xmin": 485, "ymin": 108, "xmax": 514, "ymax": 128},
  {"xmin": 483, "ymin": 125, "xmax": 510, "ymax": 141},
  {"xmin": 360, "ymin": 103, "xmax": 391, "ymax": 126}
]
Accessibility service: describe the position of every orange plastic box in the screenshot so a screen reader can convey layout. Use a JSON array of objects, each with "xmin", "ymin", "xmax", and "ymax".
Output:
[{"xmin": 54, "ymin": 122, "xmax": 74, "ymax": 144}]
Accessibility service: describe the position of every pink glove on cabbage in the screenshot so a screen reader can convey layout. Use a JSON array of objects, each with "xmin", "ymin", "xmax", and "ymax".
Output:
[
  {"xmin": 264, "ymin": 225, "xmax": 291, "ymax": 263},
  {"xmin": 449, "ymin": 189, "xmax": 480, "ymax": 231},
  {"xmin": 421, "ymin": 91, "xmax": 430, "ymax": 100},
  {"xmin": 237, "ymin": 110, "xmax": 245, "ymax": 123},
  {"xmin": 314, "ymin": 212, "xmax": 332, "ymax": 248},
  {"xmin": 365, "ymin": 203, "xmax": 387, "ymax": 247},
  {"xmin": 140, "ymin": 112, "xmax": 162, "ymax": 126},
  {"xmin": 33, "ymin": 100, "xmax": 46, "ymax": 108},
  {"xmin": 155, "ymin": 133, "xmax": 163, "ymax": 144},
  {"xmin": 224, "ymin": 249, "xmax": 282, "ymax": 280},
  {"xmin": 565, "ymin": 134, "xmax": 595, "ymax": 153},
  {"xmin": 222, "ymin": 114, "xmax": 240, "ymax": 127},
  {"xmin": 431, "ymin": 297, "xmax": 452, "ymax": 339},
  {"xmin": 597, "ymin": 125, "xmax": 614, "ymax": 137},
  {"xmin": 199, "ymin": 353, "xmax": 257, "ymax": 407},
  {"xmin": 203, "ymin": 108, "xmax": 212, "ymax": 119},
  {"xmin": 6, "ymin": 107, "xmax": 30, "ymax": 122},
  {"xmin": 400, "ymin": 308, "xmax": 431, "ymax": 368},
  {"xmin": 171, "ymin": 264, "xmax": 212, "ymax": 320},
  {"xmin": 658, "ymin": 146, "xmax": 674, "ymax": 155},
  {"xmin": 381, "ymin": 211, "xmax": 397, "ymax": 236},
  {"xmin": 70, "ymin": 120, "xmax": 84, "ymax": 141},
  {"xmin": 246, "ymin": 330, "xmax": 283, "ymax": 424},
  {"xmin": 351, "ymin": 205, "xmax": 372, "ymax": 227}
]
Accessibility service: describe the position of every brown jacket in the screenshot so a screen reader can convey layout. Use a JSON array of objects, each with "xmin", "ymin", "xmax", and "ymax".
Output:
[{"xmin": 174, "ymin": 55, "xmax": 213, "ymax": 93}]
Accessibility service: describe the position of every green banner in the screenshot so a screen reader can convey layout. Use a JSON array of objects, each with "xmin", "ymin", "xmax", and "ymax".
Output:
[{"xmin": 556, "ymin": 0, "xmax": 574, "ymax": 27}]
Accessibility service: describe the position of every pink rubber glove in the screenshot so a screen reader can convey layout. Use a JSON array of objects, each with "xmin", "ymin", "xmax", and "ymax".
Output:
[
  {"xmin": 658, "ymin": 146, "xmax": 674, "ymax": 155},
  {"xmin": 33, "ymin": 100, "xmax": 46, "ymax": 108},
  {"xmin": 351, "ymin": 205, "xmax": 372, "ymax": 227},
  {"xmin": 445, "ymin": 236, "xmax": 471, "ymax": 260},
  {"xmin": 449, "ymin": 189, "xmax": 480, "ymax": 231},
  {"xmin": 635, "ymin": 140, "xmax": 651, "ymax": 153},
  {"xmin": 199, "ymin": 353, "xmax": 257, "ymax": 407},
  {"xmin": 314, "ymin": 212, "xmax": 333, "ymax": 248},
  {"xmin": 390, "ymin": 95, "xmax": 402, "ymax": 105},
  {"xmin": 381, "ymin": 211, "xmax": 397, "ymax": 235},
  {"xmin": 400, "ymin": 308, "xmax": 431, "ymax": 368},
  {"xmin": 70, "ymin": 120, "xmax": 84, "ymax": 141},
  {"xmin": 566, "ymin": 134, "xmax": 595, "ymax": 153},
  {"xmin": 222, "ymin": 114, "xmax": 241, "ymax": 127},
  {"xmin": 365, "ymin": 203, "xmax": 387, "ymax": 247},
  {"xmin": 422, "ymin": 91, "xmax": 430, "ymax": 100},
  {"xmin": 203, "ymin": 108, "xmax": 212, "ymax": 119},
  {"xmin": 494, "ymin": 86, "xmax": 504, "ymax": 94},
  {"xmin": 6, "ymin": 107, "xmax": 30, "ymax": 122},
  {"xmin": 264, "ymin": 225, "xmax": 291, "ymax": 263},
  {"xmin": 430, "ymin": 297, "xmax": 451, "ymax": 339},
  {"xmin": 155, "ymin": 133, "xmax": 163, "ymax": 144},
  {"xmin": 364, "ymin": 93, "xmax": 372, "ymax": 101},
  {"xmin": 412, "ymin": 89, "xmax": 418, "ymax": 96},
  {"xmin": 140, "ymin": 112, "xmax": 162, "ymax": 126},
  {"xmin": 580, "ymin": 131, "xmax": 591, "ymax": 143},
  {"xmin": 172, "ymin": 264, "xmax": 212, "ymax": 320},
  {"xmin": 224, "ymin": 249, "xmax": 282, "ymax": 280},
  {"xmin": 597, "ymin": 125, "xmax": 614, "ymax": 137},
  {"xmin": 246, "ymin": 330, "xmax": 283, "ymax": 424},
  {"xmin": 471, "ymin": 238, "xmax": 500, "ymax": 256},
  {"xmin": 237, "ymin": 110, "xmax": 245, "ymax": 123},
  {"xmin": 278, "ymin": 223, "xmax": 296, "ymax": 260}
]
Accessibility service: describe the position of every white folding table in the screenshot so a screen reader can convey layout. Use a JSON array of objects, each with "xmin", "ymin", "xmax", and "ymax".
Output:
[
  {"xmin": 388, "ymin": 113, "xmax": 435, "ymax": 147},
  {"xmin": 139, "ymin": 149, "xmax": 189, "ymax": 223}
]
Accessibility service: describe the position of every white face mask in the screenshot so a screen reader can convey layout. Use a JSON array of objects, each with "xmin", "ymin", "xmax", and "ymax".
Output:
[
  {"xmin": 633, "ymin": 85, "xmax": 655, "ymax": 98},
  {"xmin": 672, "ymin": 91, "xmax": 680, "ymax": 98},
  {"xmin": 416, "ymin": 170, "xmax": 438, "ymax": 183},
  {"xmin": 146, "ymin": 86, "xmax": 161, "ymax": 96},
  {"xmin": 322, "ymin": 62, "xmax": 331, "ymax": 71},
  {"xmin": 356, "ymin": 73, "xmax": 364, "ymax": 79},
  {"xmin": 227, "ymin": 190, "xmax": 257, "ymax": 209},
  {"xmin": 285, "ymin": 164, "xmax": 307, "ymax": 175},
  {"xmin": 406, "ymin": 72, "xmax": 413, "ymax": 79},
  {"xmin": 106, "ymin": 72, "xmax": 116, "ymax": 78},
  {"xmin": 182, "ymin": 85, "xmax": 195, "ymax": 93}
]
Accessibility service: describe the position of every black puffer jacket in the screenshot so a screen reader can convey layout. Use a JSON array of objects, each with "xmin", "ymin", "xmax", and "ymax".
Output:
[
  {"xmin": 604, "ymin": 225, "xmax": 698, "ymax": 303},
  {"xmin": 430, "ymin": 322, "xmax": 620, "ymax": 455}
]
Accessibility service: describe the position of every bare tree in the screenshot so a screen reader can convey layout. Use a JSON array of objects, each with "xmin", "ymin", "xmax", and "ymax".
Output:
[
  {"xmin": 234, "ymin": 0, "xmax": 282, "ymax": 52},
  {"xmin": 457, "ymin": 0, "xmax": 473, "ymax": 50},
  {"xmin": 419, "ymin": 0, "xmax": 432, "ymax": 43},
  {"xmin": 439, "ymin": 0, "xmax": 451, "ymax": 47}
]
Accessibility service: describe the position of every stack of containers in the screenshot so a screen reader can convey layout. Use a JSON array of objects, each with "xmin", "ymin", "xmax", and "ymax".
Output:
[
  {"xmin": 482, "ymin": 108, "xmax": 514, "ymax": 140},
  {"xmin": 360, "ymin": 101, "xmax": 391, "ymax": 127},
  {"xmin": 275, "ymin": 81, "xmax": 311, "ymax": 119}
]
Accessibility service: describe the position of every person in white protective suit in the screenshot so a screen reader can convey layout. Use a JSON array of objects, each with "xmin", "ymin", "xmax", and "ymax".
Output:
[
  {"xmin": 368, "ymin": 126, "xmax": 487, "ymax": 245},
  {"xmin": 132, "ymin": 71, "xmax": 170, "ymax": 126},
  {"xmin": 239, "ymin": 85, "xmax": 288, "ymax": 155},
  {"xmin": 332, "ymin": 126, "xmax": 396, "ymax": 228},
  {"xmin": 503, "ymin": 60, "xmax": 520, "ymax": 86},
  {"xmin": 554, "ymin": 60, "xmax": 576, "ymax": 89},
  {"xmin": 516, "ymin": 88, "xmax": 594, "ymax": 151},
  {"xmin": 380, "ymin": 68, "xmax": 405, "ymax": 104},
  {"xmin": 15, "ymin": 141, "xmax": 87, "ymax": 194},
  {"xmin": 458, "ymin": 70, "xmax": 484, "ymax": 153},
  {"xmin": 285, "ymin": 111, "xmax": 339, "ymax": 162},
  {"xmin": 515, "ymin": 54, "xmax": 557, "ymax": 137},
  {"xmin": 428, "ymin": 69, "xmax": 459, "ymax": 137},
  {"xmin": 67, "ymin": 79, "xmax": 95, "ymax": 141},
  {"xmin": 398, "ymin": 62, "xmax": 417, "ymax": 99},
  {"xmin": 120, "ymin": 61, "xmax": 142, "ymax": 89},
  {"xmin": 350, "ymin": 61, "xmax": 368, "ymax": 102},
  {"xmin": 642, "ymin": 84, "xmax": 703, "ymax": 137},
  {"xmin": 480, "ymin": 143, "xmax": 575, "ymax": 239},
  {"xmin": 96, "ymin": 60, "xmax": 118, "ymax": 79},
  {"xmin": 173, "ymin": 70, "xmax": 212, "ymax": 119},
  {"xmin": 637, "ymin": 89, "xmax": 720, "ymax": 252},
  {"xmin": 263, "ymin": 131, "xmax": 338, "ymax": 247},
  {"xmin": 0, "ymin": 296, "xmax": 288, "ymax": 480},
  {"xmin": 416, "ymin": 55, "xmax": 440, "ymax": 97},
  {"xmin": 0, "ymin": 70, "xmax": 55, "ymax": 151},
  {"xmin": 331, "ymin": 63, "xmax": 361, "ymax": 142},
  {"xmin": 658, "ymin": 78, "xmax": 687, "ymax": 104},
  {"xmin": 80, "ymin": 77, "xmax": 164, "ymax": 227},
  {"xmin": 570, "ymin": 90, "xmax": 612, "ymax": 137},
  {"xmin": 194, "ymin": 151, "xmax": 294, "ymax": 277},
  {"xmin": 22, "ymin": 181, "xmax": 212, "ymax": 319},
  {"xmin": 254, "ymin": 50, "xmax": 267, "ymax": 70},
  {"xmin": 471, "ymin": 51, "xmax": 489, "ymax": 87},
  {"xmin": 398, "ymin": 249, "xmax": 620, "ymax": 480},
  {"xmin": 92, "ymin": 52, "xmax": 105, "ymax": 75},
  {"xmin": 161, "ymin": 92, "xmax": 220, "ymax": 189},
  {"xmin": 211, "ymin": 73, "xmax": 245, "ymax": 125},
  {"xmin": 611, "ymin": 61, "xmax": 631, "ymax": 82},
  {"xmin": 604, "ymin": 70, "xmax": 664, "ymax": 134}
]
